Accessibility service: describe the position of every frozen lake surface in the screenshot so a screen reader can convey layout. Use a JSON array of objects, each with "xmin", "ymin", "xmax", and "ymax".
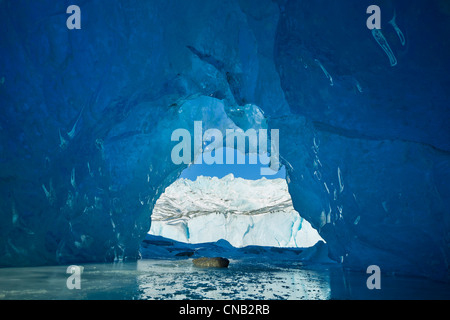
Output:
[{"xmin": 0, "ymin": 259, "xmax": 449, "ymax": 300}]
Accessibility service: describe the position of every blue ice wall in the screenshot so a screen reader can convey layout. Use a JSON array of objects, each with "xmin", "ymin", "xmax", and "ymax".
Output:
[
  {"xmin": 0, "ymin": 0, "xmax": 449, "ymax": 280},
  {"xmin": 273, "ymin": 0, "xmax": 450, "ymax": 280}
]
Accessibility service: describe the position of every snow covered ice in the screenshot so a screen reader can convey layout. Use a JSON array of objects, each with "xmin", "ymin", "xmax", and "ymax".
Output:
[{"xmin": 149, "ymin": 174, "xmax": 323, "ymax": 248}]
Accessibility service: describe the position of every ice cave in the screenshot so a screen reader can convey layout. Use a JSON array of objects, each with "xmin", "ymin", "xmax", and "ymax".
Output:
[{"xmin": 0, "ymin": 0, "xmax": 450, "ymax": 300}]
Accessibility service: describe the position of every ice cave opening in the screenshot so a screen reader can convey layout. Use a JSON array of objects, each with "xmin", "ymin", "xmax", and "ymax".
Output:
[{"xmin": 143, "ymin": 147, "xmax": 324, "ymax": 253}]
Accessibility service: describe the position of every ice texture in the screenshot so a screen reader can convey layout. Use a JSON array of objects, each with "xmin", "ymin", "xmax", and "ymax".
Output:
[
  {"xmin": 0, "ymin": 0, "xmax": 449, "ymax": 282},
  {"xmin": 371, "ymin": 29, "xmax": 398, "ymax": 66},
  {"xmin": 389, "ymin": 10, "xmax": 406, "ymax": 46},
  {"xmin": 149, "ymin": 175, "xmax": 323, "ymax": 248},
  {"xmin": 314, "ymin": 59, "xmax": 334, "ymax": 86}
]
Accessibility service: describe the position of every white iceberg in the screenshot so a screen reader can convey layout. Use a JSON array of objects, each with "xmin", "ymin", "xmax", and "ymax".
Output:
[{"xmin": 149, "ymin": 174, "xmax": 324, "ymax": 248}]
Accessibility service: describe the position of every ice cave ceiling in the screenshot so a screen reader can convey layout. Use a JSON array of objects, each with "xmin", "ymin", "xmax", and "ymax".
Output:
[{"xmin": 0, "ymin": 0, "xmax": 449, "ymax": 281}]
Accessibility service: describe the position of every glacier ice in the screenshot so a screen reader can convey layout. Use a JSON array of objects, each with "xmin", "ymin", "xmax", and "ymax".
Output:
[
  {"xmin": 149, "ymin": 175, "xmax": 324, "ymax": 248},
  {"xmin": 388, "ymin": 10, "xmax": 406, "ymax": 46},
  {"xmin": 314, "ymin": 59, "xmax": 334, "ymax": 86},
  {"xmin": 0, "ymin": 0, "xmax": 449, "ymax": 283},
  {"xmin": 371, "ymin": 29, "xmax": 398, "ymax": 67}
]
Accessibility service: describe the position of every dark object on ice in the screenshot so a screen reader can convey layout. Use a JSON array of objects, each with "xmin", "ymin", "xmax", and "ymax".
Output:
[
  {"xmin": 192, "ymin": 257, "xmax": 229, "ymax": 268},
  {"xmin": 175, "ymin": 251, "xmax": 195, "ymax": 257}
]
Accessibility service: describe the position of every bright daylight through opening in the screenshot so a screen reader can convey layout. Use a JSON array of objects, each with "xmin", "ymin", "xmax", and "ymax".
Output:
[{"xmin": 144, "ymin": 147, "xmax": 324, "ymax": 250}]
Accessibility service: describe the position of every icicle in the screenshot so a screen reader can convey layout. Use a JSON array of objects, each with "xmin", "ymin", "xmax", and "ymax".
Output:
[
  {"xmin": 42, "ymin": 184, "xmax": 51, "ymax": 199},
  {"xmin": 11, "ymin": 201, "xmax": 18, "ymax": 225},
  {"xmin": 71, "ymin": 168, "xmax": 76, "ymax": 189},
  {"xmin": 67, "ymin": 105, "xmax": 85, "ymax": 139},
  {"xmin": 7, "ymin": 238, "xmax": 24, "ymax": 255},
  {"xmin": 314, "ymin": 157, "xmax": 321, "ymax": 169},
  {"xmin": 382, "ymin": 201, "xmax": 388, "ymax": 212},
  {"xmin": 59, "ymin": 129, "xmax": 68, "ymax": 149},
  {"xmin": 314, "ymin": 170, "xmax": 322, "ymax": 181},
  {"xmin": 316, "ymin": 157, "xmax": 322, "ymax": 167},
  {"xmin": 313, "ymin": 136, "xmax": 320, "ymax": 151},
  {"xmin": 389, "ymin": 10, "xmax": 406, "ymax": 46},
  {"xmin": 324, "ymin": 182, "xmax": 330, "ymax": 194},
  {"xmin": 326, "ymin": 212, "xmax": 331, "ymax": 224},
  {"xmin": 87, "ymin": 162, "xmax": 93, "ymax": 177},
  {"xmin": 314, "ymin": 59, "xmax": 334, "ymax": 86},
  {"xmin": 42, "ymin": 180, "xmax": 56, "ymax": 205},
  {"xmin": 67, "ymin": 122, "xmax": 77, "ymax": 139},
  {"xmin": 354, "ymin": 79, "xmax": 363, "ymax": 93},
  {"xmin": 371, "ymin": 29, "xmax": 397, "ymax": 66},
  {"xmin": 337, "ymin": 167, "xmax": 344, "ymax": 193}
]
